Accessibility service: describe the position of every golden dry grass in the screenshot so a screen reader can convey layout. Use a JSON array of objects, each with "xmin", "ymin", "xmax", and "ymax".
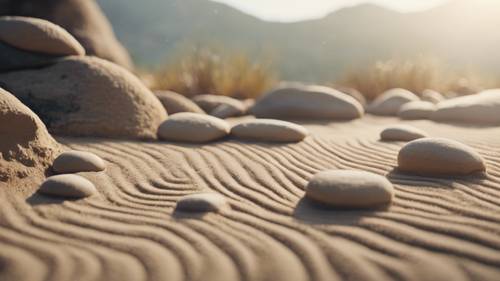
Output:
[
  {"xmin": 336, "ymin": 56, "xmax": 499, "ymax": 100},
  {"xmin": 150, "ymin": 46, "xmax": 277, "ymax": 99}
]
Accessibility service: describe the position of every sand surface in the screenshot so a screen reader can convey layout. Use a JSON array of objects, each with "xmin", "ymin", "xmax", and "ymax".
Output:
[{"xmin": 1, "ymin": 116, "xmax": 500, "ymax": 281}]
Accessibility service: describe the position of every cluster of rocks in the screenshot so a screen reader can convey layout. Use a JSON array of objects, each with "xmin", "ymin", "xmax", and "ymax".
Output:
[
  {"xmin": 157, "ymin": 113, "xmax": 309, "ymax": 143},
  {"xmin": 0, "ymin": 16, "xmax": 167, "ymax": 139},
  {"xmin": 39, "ymin": 150, "xmax": 106, "ymax": 199}
]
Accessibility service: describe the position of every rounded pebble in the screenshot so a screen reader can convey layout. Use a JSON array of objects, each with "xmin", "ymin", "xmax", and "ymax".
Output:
[
  {"xmin": 39, "ymin": 174, "xmax": 97, "ymax": 198},
  {"xmin": 157, "ymin": 113, "xmax": 230, "ymax": 143},
  {"xmin": 368, "ymin": 88, "xmax": 419, "ymax": 116},
  {"xmin": 175, "ymin": 193, "xmax": 229, "ymax": 212},
  {"xmin": 380, "ymin": 125, "xmax": 428, "ymax": 142},
  {"xmin": 305, "ymin": 170, "xmax": 394, "ymax": 208},
  {"xmin": 53, "ymin": 150, "xmax": 106, "ymax": 174},
  {"xmin": 155, "ymin": 91, "xmax": 205, "ymax": 114},
  {"xmin": 398, "ymin": 138, "xmax": 486, "ymax": 176},
  {"xmin": 231, "ymin": 119, "xmax": 308, "ymax": 142},
  {"xmin": 421, "ymin": 89, "xmax": 445, "ymax": 104},
  {"xmin": 398, "ymin": 101, "xmax": 436, "ymax": 120}
]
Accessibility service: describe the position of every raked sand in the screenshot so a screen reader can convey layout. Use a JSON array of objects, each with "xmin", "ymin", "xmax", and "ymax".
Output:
[{"xmin": 1, "ymin": 116, "xmax": 500, "ymax": 281}]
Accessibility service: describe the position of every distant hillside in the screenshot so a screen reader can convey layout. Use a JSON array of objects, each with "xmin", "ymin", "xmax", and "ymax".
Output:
[{"xmin": 97, "ymin": 0, "xmax": 500, "ymax": 82}]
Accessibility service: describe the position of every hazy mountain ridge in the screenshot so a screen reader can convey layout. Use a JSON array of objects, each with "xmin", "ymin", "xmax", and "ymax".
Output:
[{"xmin": 97, "ymin": 0, "xmax": 500, "ymax": 82}]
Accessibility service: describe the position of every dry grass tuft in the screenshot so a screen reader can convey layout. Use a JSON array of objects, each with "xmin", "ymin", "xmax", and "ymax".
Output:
[
  {"xmin": 336, "ymin": 56, "xmax": 498, "ymax": 100},
  {"xmin": 151, "ymin": 46, "xmax": 277, "ymax": 99}
]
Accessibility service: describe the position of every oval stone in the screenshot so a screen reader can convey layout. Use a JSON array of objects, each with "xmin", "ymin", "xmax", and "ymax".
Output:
[
  {"xmin": 398, "ymin": 101, "xmax": 436, "ymax": 120},
  {"xmin": 53, "ymin": 150, "xmax": 106, "ymax": 174},
  {"xmin": 251, "ymin": 83, "xmax": 364, "ymax": 120},
  {"xmin": 368, "ymin": 88, "xmax": 419, "ymax": 116},
  {"xmin": 175, "ymin": 193, "xmax": 229, "ymax": 212},
  {"xmin": 398, "ymin": 138, "xmax": 486, "ymax": 176},
  {"xmin": 231, "ymin": 119, "xmax": 309, "ymax": 142},
  {"xmin": 155, "ymin": 91, "xmax": 205, "ymax": 115},
  {"xmin": 192, "ymin": 95, "xmax": 243, "ymax": 113},
  {"xmin": 210, "ymin": 101, "xmax": 247, "ymax": 119},
  {"xmin": 39, "ymin": 174, "xmax": 97, "ymax": 198},
  {"xmin": 380, "ymin": 125, "xmax": 428, "ymax": 141},
  {"xmin": 305, "ymin": 170, "xmax": 394, "ymax": 208},
  {"xmin": 157, "ymin": 113, "xmax": 230, "ymax": 143},
  {"xmin": 421, "ymin": 89, "xmax": 445, "ymax": 104},
  {"xmin": 0, "ymin": 16, "xmax": 85, "ymax": 56},
  {"xmin": 431, "ymin": 89, "xmax": 500, "ymax": 125}
]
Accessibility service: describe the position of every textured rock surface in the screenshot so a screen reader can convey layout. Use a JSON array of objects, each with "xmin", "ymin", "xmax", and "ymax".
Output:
[
  {"xmin": 380, "ymin": 125, "xmax": 428, "ymax": 142},
  {"xmin": 0, "ymin": 88, "xmax": 61, "ymax": 187},
  {"xmin": 38, "ymin": 174, "xmax": 96, "ymax": 198},
  {"xmin": 431, "ymin": 89, "xmax": 500, "ymax": 124},
  {"xmin": 251, "ymin": 84, "xmax": 364, "ymax": 120},
  {"xmin": 368, "ymin": 88, "xmax": 419, "ymax": 116},
  {"xmin": 231, "ymin": 119, "xmax": 308, "ymax": 142},
  {"xmin": 157, "ymin": 113, "xmax": 230, "ymax": 143},
  {"xmin": 155, "ymin": 91, "xmax": 205, "ymax": 115},
  {"xmin": 0, "ymin": 16, "xmax": 85, "ymax": 56},
  {"xmin": 52, "ymin": 150, "xmax": 106, "ymax": 174},
  {"xmin": 0, "ymin": 0, "xmax": 132, "ymax": 69},
  {"xmin": 0, "ymin": 56, "xmax": 166, "ymax": 139},
  {"xmin": 306, "ymin": 170, "xmax": 394, "ymax": 208},
  {"xmin": 398, "ymin": 138, "xmax": 486, "ymax": 176}
]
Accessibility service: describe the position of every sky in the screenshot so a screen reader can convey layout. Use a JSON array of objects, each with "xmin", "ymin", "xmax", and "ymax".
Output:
[{"xmin": 212, "ymin": 0, "xmax": 450, "ymax": 22}]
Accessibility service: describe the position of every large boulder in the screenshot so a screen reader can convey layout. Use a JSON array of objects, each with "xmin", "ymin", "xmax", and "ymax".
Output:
[
  {"xmin": 0, "ymin": 0, "xmax": 132, "ymax": 69},
  {"xmin": 0, "ymin": 88, "xmax": 61, "ymax": 188},
  {"xmin": 431, "ymin": 89, "xmax": 500, "ymax": 125},
  {"xmin": 0, "ymin": 56, "xmax": 167, "ymax": 139},
  {"xmin": 0, "ymin": 16, "xmax": 85, "ymax": 56},
  {"xmin": 251, "ymin": 83, "xmax": 364, "ymax": 120},
  {"xmin": 368, "ymin": 88, "xmax": 419, "ymax": 116}
]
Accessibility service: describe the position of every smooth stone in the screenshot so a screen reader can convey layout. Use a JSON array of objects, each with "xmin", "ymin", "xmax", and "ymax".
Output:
[
  {"xmin": 251, "ymin": 83, "xmax": 364, "ymax": 120},
  {"xmin": 53, "ymin": 150, "xmax": 106, "ymax": 174},
  {"xmin": 398, "ymin": 138, "xmax": 486, "ymax": 176},
  {"xmin": 398, "ymin": 101, "xmax": 436, "ymax": 120},
  {"xmin": 0, "ymin": 56, "xmax": 166, "ymax": 139},
  {"xmin": 157, "ymin": 113, "xmax": 230, "ymax": 143},
  {"xmin": 0, "ymin": 41, "xmax": 60, "ymax": 72},
  {"xmin": 175, "ymin": 193, "xmax": 228, "ymax": 212},
  {"xmin": 39, "ymin": 174, "xmax": 96, "ymax": 198},
  {"xmin": 192, "ymin": 95, "xmax": 244, "ymax": 113},
  {"xmin": 431, "ymin": 89, "xmax": 500, "ymax": 124},
  {"xmin": 0, "ymin": 16, "xmax": 85, "ymax": 56},
  {"xmin": 231, "ymin": 119, "xmax": 308, "ymax": 142},
  {"xmin": 305, "ymin": 170, "xmax": 394, "ymax": 208},
  {"xmin": 335, "ymin": 86, "xmax": 367, "ymax": 107},
  {"xmin": 368, "ymin": 88, "xmax": 419, "ymax": 116},
  {"xmin": 210, "ymin": 101, "xmax": 247, "ymax": 119},
  {"xmin": 421, "ymin": 89, "xmax": 445, "ymax": 104},
  {"xmin": 155, "ymin": 91, "xmax": 205, "ymax": 114},
  {"xmin": 380, "ymin": 125, "xmax": 428, "ymax": 141}
]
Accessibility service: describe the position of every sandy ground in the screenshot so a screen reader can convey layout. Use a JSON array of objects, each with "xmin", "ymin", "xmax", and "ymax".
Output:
[{"xmin": 1, "ymin": 116, "xmax": 500, "ymax": 281}]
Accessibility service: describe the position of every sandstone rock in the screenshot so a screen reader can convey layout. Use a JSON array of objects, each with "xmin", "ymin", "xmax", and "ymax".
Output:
[
  {"xmin": 398, "ymin": 101, "xmax": 436, "ymax": 120},
  {"xmin": 368, "ymin": 88, "xmax": 419, "ymax": 116},
  {"xmin": 431, "ymin": 89, "xmax": 500, "ymax": 124},
  {"xmin": 52, "ymin": 150, "xmax": 106, "ymax": 174},
  {"xmin": 0, "ymin": 56, "xmax": 166, "ymax": 139},
  {"xmin": 380, "ymin": 125, "xmax": 428, "ymax": 142},
  {"xmin": 398, "ymin": 138, "xmax": 486, "ymax": 176},
  {"xmin": 231, "ymin": 119, "xmax": 308, "ymax": 142},
  {"xmin": 421, "ymin": 89, "xmax": 445, "ymax": 104},
  {"xmin": 305, "ymin": 170, "xmax": 394, "ymax": 208},
  {"xmin": 38, "ymin": 174, "xmax": 96, "ymax": 198},
  {"xmin": 0, "ymin": 16, "xmax": 85, "ymax": 56},
  {"xmin": 175, "ymin": 193, "xmax": 229, "ymax": 213},
  {"xmin": 155, "ymin": 91, "xmax": 205, "ymax": 115},
  {"xmin": 0, "ymin": 88, "xmax": 61, "ymax": 187},
  {"xmin": 251, "ymin": 83, "xmax": 363, "ymax": 120},
  {"xmin": 0, "ymin": 0, "xmax": 132, "ymax": 69},
  {"xmin": 157, "ymin": 113, "xmax": 230, "ymax": 143}
]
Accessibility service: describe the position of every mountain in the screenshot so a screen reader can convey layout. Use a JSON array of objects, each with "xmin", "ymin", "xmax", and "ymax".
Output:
[{"xmin": 97, "ymin": 0, "xmax": 500, "ymax": 82}]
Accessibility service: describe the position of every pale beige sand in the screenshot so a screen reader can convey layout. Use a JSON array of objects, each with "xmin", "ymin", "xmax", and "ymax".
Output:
[{"xmin": 1, "ymin": 116, "xmax": 500, "ymax": 281}]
